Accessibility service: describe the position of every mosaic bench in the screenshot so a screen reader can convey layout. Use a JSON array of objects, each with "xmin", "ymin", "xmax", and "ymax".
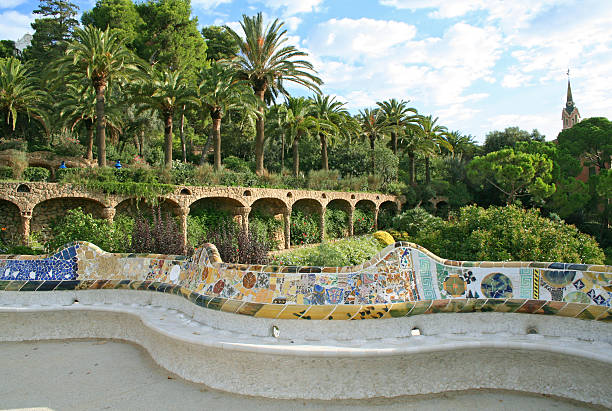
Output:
[
  {"xmin": 2, "ymin": 241, "xmax": 612, "ymax": 404},
  {"xmin": 1, "ymin": 241, "xmax": 611, "ymax": 322}
]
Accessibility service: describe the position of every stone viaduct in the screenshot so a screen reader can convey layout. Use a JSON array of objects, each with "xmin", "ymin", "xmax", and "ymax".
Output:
[{"xmin": 0, "ymin": 182, "xmax": 402, "ymax": 249}]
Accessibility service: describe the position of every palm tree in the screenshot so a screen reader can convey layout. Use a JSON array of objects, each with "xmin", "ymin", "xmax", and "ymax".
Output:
[
  {"xmin": 137, "ymin": 67, "xmax": 198, "ymax": 168},
  {"xmin": 225, "ymin": 13, "xmax": 323, "ymax": 175},
  {"xmin": 266, "ymin": 103, "xmax": 290, "ymax": 173},
  {"xmin": 284, "ymin": 97, "xmax": 331, "ymax": 177},
  {"xmin": 358, "ymin": 108, "xmax": 392, "ymax": 170},
  {"xmin": 417, "ymin": 115, "xmax": 452, "ymax": 184},
  {"xmin": 58, "ymin": 83, "xmax": 123, "ymax": 160},
  {"xmin": 198, "ymin": 62, "xmax": 259, "ymax": 171},
  {"xmin": 57, "ymin": 26, "xmax": 142, "ymax": 167},
  {"xmin": 310, "ymin": 94, "xmax": 359, "ymax": 171},
  {"xmin": 376, "ymin": 98, "xmax": 418, "ymax": 155},
  {"xmin": 0, "ymin": 57, "xmax": 47, "ymax": 135},
  {"xmin": 444, "ymin": 130, "xmax": 477, "ymax": 159}
]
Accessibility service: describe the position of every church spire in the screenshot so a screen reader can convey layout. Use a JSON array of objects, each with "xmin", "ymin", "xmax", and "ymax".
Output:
[{"xmin": 562, "ymin": 69, "xmax": 580, "ymax": 130}]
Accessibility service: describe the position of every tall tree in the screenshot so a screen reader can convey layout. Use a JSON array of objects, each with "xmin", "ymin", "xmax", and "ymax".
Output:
[
  {"xmin": 198, "ymin": 63, "xmax": 259, "ymax": 171},
  {"xmin": 309, "ymin": 94, "xmax": 354, "ymax": 171},
  {"xmin": 417, "ymin": 115, "xmax": 452, "ymax": 184},
  {"xmin": 376, "ymin": 98, "xmax": 418, "ymax": 155},
  {"xmin": 24, "ymin": 0, "xmax": 80, "ymax": 67},
  {"xmin": 0, "ymin": 41, "xmax": 20, "ymax": 59},
  {"xmin": 0, "ymin": 57, "xmax": 47, "ymax": 135},
  {"xmin": 557, "ymin": 117, "xmax": 612, "ymax": 171},
  {"xmin": 137, "ymin": 67, "xmax": 198, "ymax": 168},
  {"xmin": 56, "ymin": 25, "xmax": 142, "ymax": 167},
  {"xmin": 358, "ymin": 108, "xmax": 391, "ymax": 170},
  {"xmin": 201, "ymin": 26, "xmax": 239, "ymax": 61},
  {"xmin": 467, "ymin": 148, "xmax": 556, "ymax": 204},
  {"xmin": 81, "ymin": 0, "xmax": 144, "ymax": 50},
  {"xmin": 483, "ymin": 126, "xmax": 545, "ymax": 154},
  {"xmin": 225, "ymin": 13, "xmax": 322, "ymax": 175}
]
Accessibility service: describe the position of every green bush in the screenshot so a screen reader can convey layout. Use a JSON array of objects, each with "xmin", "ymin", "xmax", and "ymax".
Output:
[
  {"xmin": 23, "ymin": 167, "xmax": 50, "ymax": 182},
  {"xmin": 325, "ymin": 208, "xmax": 348, "ymax": 239},
  {"xmin": 308, "ymin": 170, "xmax": 340, "ymax": 191},
  {"xmin": 223, "ymin": 156, "xmax": 252, "ymax": 173},
  {"xmin": 0, "ymin": 166, "xmax": 13, "ymax": 180},
  {"xmin": 353, "ymin": 208, "xmax": 375, "ymax": 235},
  {"xmin": 391, "ymin": 207, "xmax": 444, "ymax": 237},
  {"xmin": 170, "ymin": 160, "xmax": 196, "ymax": 185},
  {"xmin": 291, "ymin": 209, "xmax": 320, "ymax": 245},
  {"xmin": 272, "ymin": 235, "xmax": 383, "ymax": 267},
  {"xmin": 249, "ymin": 210, "xmax": 283, "ymax": 250},
  {"xmin": 414, "ymin": 205, "xmax": 605, "ymax": 264},
  {"xmin": 46, "ymin": 208, "xmax": 133, "ymax": 253}
]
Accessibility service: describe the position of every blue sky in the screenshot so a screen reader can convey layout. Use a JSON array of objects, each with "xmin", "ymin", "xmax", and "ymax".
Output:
[{"xmin": 2, "ymin": 0, "xmax": 611, "ymax": 142}]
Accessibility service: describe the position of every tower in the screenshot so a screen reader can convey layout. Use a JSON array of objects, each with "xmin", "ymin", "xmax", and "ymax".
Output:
[{"xmin": 562, "ymin": 71, "xmax": 580, "ymax": 130}]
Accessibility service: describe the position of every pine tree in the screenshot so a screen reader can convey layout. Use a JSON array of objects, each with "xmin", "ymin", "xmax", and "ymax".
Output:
[{"xmin": 24, "ymin": 0, "xmax": 80, "ymax": 68}]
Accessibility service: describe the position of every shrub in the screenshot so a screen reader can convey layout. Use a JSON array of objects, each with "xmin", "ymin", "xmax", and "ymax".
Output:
[
  {"xmin": 0, "ymin": 138, "xmax": 27, "ymax": 151},
  {"xmin": 373, "ymin": 230, "xmax": 394, "ymax": 246},
  {"xmin": 131, "ymin": 207, "xmax": 185, "ymax": 255},
  {"xmin": 249, "ymin": 210, "xmax": 283, "ymax": 250},
  {"xmin": 307, "ymin": 169, "xmax": 340, "ymax": 191},
  {"xmin": 272, "ymin": 235, "xmax": 383, "ymax": 267},
  {"xmin": 325, "ymin": 208, "xmax": 348, "ymax": 239},
  {"xmin": 0, "ymin": 166, "xmax": 13, "ymax": 180},
  {"xmin": 170, "ymin": 160, "xmax": 195, "ymax": 185},
  {"xmin": 387, "ymin": 229, "xmax": 410, "ymax": 242},
  {"xmin": 51, "ymin": 132, "xmax": 84, "ymax": 157},
  {"xmin": 207, "ymin": 220, "xmax": 269, "ymax": 264},
  {"xmin": 291, "ymin": 209, "xmax": 320, "ymax": 245},
  {"xmin": 4, "ymin": 150, "xmax": 27, "ymax": 179},
  {"xmin": 46, "ymin": 208, "xmax": 133, "ymax": 253},
  {"xmin": 414, "ymin": 205, "xmax": 605, "ymax": 264},
  {"xmin": 391, "ymin": 207, "xmax": 444, "ymax": 237},
  {"xmin": 353, "ymin": 208, "xmax": 375, "ymax": 235},
  {"xmin": 223, "ymin": 155, "xmax": 252, "ymax": 173},
  {"xmin": 23, "ymin": 167, "xmax": 50, "ymax": 182}
]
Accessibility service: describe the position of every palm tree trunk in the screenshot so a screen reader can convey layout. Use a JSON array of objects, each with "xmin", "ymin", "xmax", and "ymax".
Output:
[
  {"xmin": 280, "ymin": 129, "xmax": 285, "ymax": 173},
  {"xmin": 320, "ymin": 133, "xmax": 329, "ymax": 171},
  {"xmin": 408, "ymin": 151, "xmax": 416, "ymax": 185},
  {"xmin": 425, "ymin": 156, "xmax": 431, "ymax": 184},
  {"xmin": 254, "ymin": 87, "xmax": 266, "ymax": 175},
  {"xmin": 293, "ymin": 132, "xmax": 300, "ymax": 177},
  {"xmin": 369, "ymin": 136, "xmax": 375, "ymax": 170},
  {"xmin": 164, "ymin": 113, "xmax": 173, "ymax": 168},
  {"xmin": 95, "ymin": 83, "xmax": 107, "ymax": 167},
  {"xmin": 86, "ymin": 121, "xmax": 94, "ymax": 161},
  {"xmin": 212, "ymin": 111, "xmax": 222, "ymax": 171},
  {"xmin": 391, "ymin": 131, "xmax": 397, "ymax": 155},
  {"xmin": 133, "ymin": 133, "xmax": 140, "ymax": 157},
  {"xmin": 138, "ymin": 130, "xmax": 144, "ymax": 157},
  {"xmin": 179, "ymin": 105, "xmax": 186, "ymax": 163}
]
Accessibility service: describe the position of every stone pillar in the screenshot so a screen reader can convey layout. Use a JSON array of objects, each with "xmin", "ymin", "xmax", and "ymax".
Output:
[
  {"xmin": 348, "ymin": 206, "xmax": 355, "ymax": 237},
  {"xmin": 20, "ymin": 210, "xmax": 32, "ymax": 245},
  {"xmin": 237, "ymin": 207, "xmax": 251, "ymax": 235},
  {"xmin": 283, "ymin": 208, "xmax": 291, "ymax": 249},
  {"xmin": 319, "ymin": 207, "xmax": 325, "ymax": 243},
  {"xmin": 101, "ymin": 206, "xmax": 116, "ymax": 222},
  {"xmin": 178, "ymin": 206, "xmax": 189, "ymax": 253},
  {"xmin": 374, "ymin": 207, "xmax": 379, "ymax": 231}
]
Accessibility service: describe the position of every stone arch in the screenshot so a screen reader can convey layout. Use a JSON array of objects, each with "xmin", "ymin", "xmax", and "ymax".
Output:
[
  {"xmin": 291, "ymin": 198, "xmax": 324, "ymax": 245},
  {"xmin": 180, "ymin": 188, "xmax": 192, "ymax": 196},
  {"xmin": 354, "ymin": 199, "xmax": 376, "ymax": 235},
  {"xmin": 188, "ymin": 197, "xmax": 248, "ymax": 245},
  {"xmin": 378, "ymin": 200, "xmax": 399, "ymax": 230},
  {"xmin": 243, "ymin": 190, "xmax": 252, "ymax": 197},
  {"xmin": 32, "ymin": 197, "xmax": 106, "ymax": 242},
  {"xmin": 16, "ymin": 184, "xmax": 30, "ymax": 193},
  {"xmin": 249, "ymin": 198, "xmax": 288, "ymax": 250},
  {"xmin": 0, "ymin": 199, "xmax": 21, "ymax": 246},
  {"xmin": 115, "ymin": 197, "xmax": 181, "ymax": 220},
  {"xmin": 325, "ymin": 199, "xmax": 351, "ymax": 239}
]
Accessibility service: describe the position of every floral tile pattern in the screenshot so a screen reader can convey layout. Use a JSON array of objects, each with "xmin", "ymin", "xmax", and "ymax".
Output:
[{"xmin": 1, "ymin": 241, "xmax": 611, "ymax": 321}]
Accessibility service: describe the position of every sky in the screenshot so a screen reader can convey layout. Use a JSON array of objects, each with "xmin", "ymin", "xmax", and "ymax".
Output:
[{"xmin": 2, "ymin": 0, "xmax": 612, "ymax": 142}]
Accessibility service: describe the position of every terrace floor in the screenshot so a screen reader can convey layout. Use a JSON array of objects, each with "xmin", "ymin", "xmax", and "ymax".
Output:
[{"xmin": 0, "ymin": 340, "xmax": 598, "ymax": 411}]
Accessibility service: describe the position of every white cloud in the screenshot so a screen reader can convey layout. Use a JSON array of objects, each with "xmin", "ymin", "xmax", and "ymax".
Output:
[
  {"xmin": 501, "ymin": 71, "xmax": 532, "ymax": 88},
  {"xmin": 0, "ymin": 11, "xmax": 33, "ymax": 41},
  {"xmin": 251, "ymin": 0, "xmax": 323, "ymax": 16},
  {"xmin": 284, "ymin": 16, "xmax": 302, "ymax": 31},
  {"xmin": 380, "ymin": 0, "xmax": 485, "ymax": 18},
  {"xmin": 486, "ymin": 113, "xmax": 558, "ymax": 140},
  {"xmin": 191, "ymin": 0, "xmax": 232, "ymax": 9},
  {"xmin": 0, "ymin": 0, "xmax": 28, "ymax": 8}
]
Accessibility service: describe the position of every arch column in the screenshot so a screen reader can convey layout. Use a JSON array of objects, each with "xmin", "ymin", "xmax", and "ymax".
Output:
[
  {"xmin": 374, "ymin": 207, "xmax": 379, "ymax": 231},
  {"xmin": 348, "ymin": 206, "xmax": 355, "ymax": 236},
  {"xmin": 237, "ymin": 207, "xmax": 251, "ymax": 235},
  {"xmin": 178, "ymin": 206, "xmax": 189, "ymax": 253},
  {"xmin": 20, "ymin": 210, "xmax": 32, "ymax": 245},
  {"xmin": 283, "ymin": 207, "xmax": 291, "ymax": 249},
  {"xmin": 319, "ymin": 207, "xmax": 326, "ymax": 243},
  {"xmin": 101, "ymin": 206, "xmax": 116, "ymax": 222}
]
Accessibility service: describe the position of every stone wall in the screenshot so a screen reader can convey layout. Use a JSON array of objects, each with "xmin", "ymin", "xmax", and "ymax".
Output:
[{"xmin": 0, "ymin": 200, "xmax": 21, "ymax": 245}]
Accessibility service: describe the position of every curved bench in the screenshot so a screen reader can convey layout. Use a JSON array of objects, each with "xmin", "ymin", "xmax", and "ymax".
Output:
[{"xmin": 1, "ymin": 242, "xmax": 611, "ymax": 405}]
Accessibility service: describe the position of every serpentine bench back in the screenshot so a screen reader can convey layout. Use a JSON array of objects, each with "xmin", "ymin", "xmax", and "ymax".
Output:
[{"xmin": 1, "ymin": 241, "xmax": 611, "ymax": 321}]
